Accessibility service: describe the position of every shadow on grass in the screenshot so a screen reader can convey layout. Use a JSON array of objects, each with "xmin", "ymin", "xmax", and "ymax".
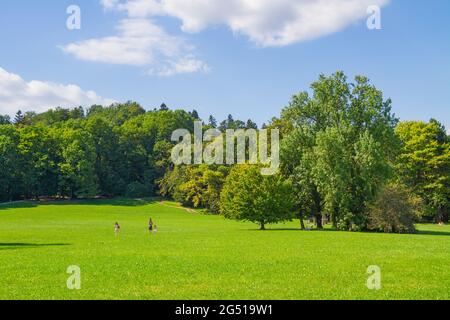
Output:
[
  {"xmin": 247, "ymin": 228, "xmax": 329, "ymax": 232},
  {"xmin": 0, "ymin": 243, "xmax": 71, "ymax": 251},
  {"xmin": 248, "ymin": 228, "xmax": 450, "ymax": 237},
  {"xmin": 0, "ymin": 198, "xmax": 160, "ymax": 210},
  {"xmin": 0, "ymin": 201, "xmax": 38, "ymax": 211},
  {"xmin": 416, "ymin": 230, "xmax": 450, "ymax": 237},
  {"xmin": 37, "ymin": 198, "xmax": 158, "ymax": 207}
]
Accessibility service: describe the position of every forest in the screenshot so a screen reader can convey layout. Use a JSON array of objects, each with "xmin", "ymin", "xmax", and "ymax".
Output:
[{"xmin": 1, "ymin": 72, "xmax": 449, "ymax": 233}]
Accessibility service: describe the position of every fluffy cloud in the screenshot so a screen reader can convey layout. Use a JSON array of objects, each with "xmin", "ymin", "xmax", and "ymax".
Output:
[
  {"xmin": 62, "ymin": 19, "xmax": 185, "ymax": 66},
  {"xmin": 62, "ymin": 8, "xmax": 209, "ymax": 75},
  {"xmin": 0, "ymin": 67, "xmax": 115, "ymax": 116},
  {"xmin": 108, "ymin": 0, "xmax": 390, "ymax": 46},
  {"xmin": 64, "ymin": 0, "xmax": 389, "ymax": 75}
]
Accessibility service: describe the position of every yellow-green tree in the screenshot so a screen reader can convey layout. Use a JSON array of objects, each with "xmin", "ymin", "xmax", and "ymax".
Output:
[{"xmin": 396, "ymin": 120, "xmax": 450, "ymax": 222}]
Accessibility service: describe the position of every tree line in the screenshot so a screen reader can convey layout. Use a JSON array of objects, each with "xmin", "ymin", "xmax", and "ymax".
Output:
[{"xmin": 1, "ymin": 72, "xmax": 449, "ymax": 233}]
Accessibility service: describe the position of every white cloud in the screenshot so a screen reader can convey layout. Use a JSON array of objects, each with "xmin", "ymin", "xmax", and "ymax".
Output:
[
  {"xmin": 107, "ymin": 0, "xmax": 390, "ymax": 47},
  {"xmin": 100, "ymin": 0, "xmax": 119, "ymax": 10},
  {"xmin": 62, "ymin": 19, "xmax": 184, "ymax": 66},
  {"xmin": 64, "ymin": 0, "xmax": 389, "ymax": 75},
  {"xmin": 149, "ymin": 56, "xmax": 210, "ymax": 76},
  {"xmin": 0, "ymin": 67, "xmax": 115, "ymax": 116},
  {"xmin": 62, "ymin": 9, "xmax": 209, "ymax": 76}
]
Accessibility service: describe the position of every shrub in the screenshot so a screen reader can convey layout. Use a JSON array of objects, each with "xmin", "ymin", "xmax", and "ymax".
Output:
[
  {"xmin": 126, "ymin": 182, "xmax": 150, "ymax": 198},
  {"xmin": 367, "ymin": 183, "xmax": 422, "ymax": 234}
]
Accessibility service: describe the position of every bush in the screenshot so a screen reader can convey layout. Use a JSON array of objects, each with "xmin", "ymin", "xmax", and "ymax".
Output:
[
  {"xmin": 367, "ymin": 184, "xmax": 422, "ymax": 234},
  {"xmin": 126, "ymin": 182, "xmax": 150, "ymax": 198},
  {"xmin": 160, "ymin": 165, "xmax": 228, "ymax": 213}
]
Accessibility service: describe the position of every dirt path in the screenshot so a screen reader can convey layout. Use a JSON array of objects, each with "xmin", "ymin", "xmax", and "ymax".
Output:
[{"xmin": 159, "ymin": 201, "xmax": 198, "ymax": 214}]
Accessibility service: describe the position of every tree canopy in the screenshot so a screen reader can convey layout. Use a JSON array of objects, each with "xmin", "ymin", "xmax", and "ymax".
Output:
[
  {"xmin": 278, "ymin": 72, "xmax": 399, "ymax": 230},
  {"xmin": 220, "ymin": 165, "xmax": 295, "ymax": 230},
  {"xmin": 1, "ymin": 71, "xmax": 449, "ymax": 232},
  {"xmin": 395, "ymin": 120, "xmax": 450, "ymax": 222}
]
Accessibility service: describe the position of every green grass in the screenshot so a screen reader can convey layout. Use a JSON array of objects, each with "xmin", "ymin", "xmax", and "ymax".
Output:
[{"xmin": 1, "ymin": 199, "xmax": 450, "ymax": 300}]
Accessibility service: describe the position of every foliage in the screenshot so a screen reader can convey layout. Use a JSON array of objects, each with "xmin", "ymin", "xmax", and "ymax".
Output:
[
  {"xmin": 367, "ymin": 183, "xmax": 423, "ymax": 234},
  {"xmin": 395, "ymin": 120, "xmax": 450, "ymax": 222},
  {"xmin": 58, "ymin": 125, "xmax": 98, "ymax": 198},
  {"xmin": 278, "ymin": 72, "xmax": 398, "ymax": 230},
  {"xmin": 159, "ymin": 165, "xmax": 228, "ymax": 213},
  {"xmin": 220, "ymin": 165, "xmax": 295, "ymax": 229},
  {"xmin": 0, "ymin": 125, "xmax": 21, "ymax": 201},
  {"xmin": 126, "ymin": 181, "xmax": 151, "ymax": 198},
  {"xmin": 0, "ymin": 103, "xmax": 199, "ymax": 200},
  {"xmin": 1, "ymin": 71, "xmax": 448, "ymax": 234},
  {"xmin": 0, "ymin": 115, "xmax": 11, "ymax": 125}
]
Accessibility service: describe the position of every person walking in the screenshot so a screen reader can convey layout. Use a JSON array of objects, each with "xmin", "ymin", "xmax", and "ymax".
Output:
[
  {"xmin": 114, "ymin": 222, "xmax": 121, "ymax": 237},
  {"xmin": 148, "ymin": 218, "xmax": 153, "ymax": 233}
]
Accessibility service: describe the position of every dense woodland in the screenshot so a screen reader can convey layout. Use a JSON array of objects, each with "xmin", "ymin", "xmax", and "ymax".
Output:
[{"xmin": 1, "ymin": 72, "xmax": 449, "ymax": 233}]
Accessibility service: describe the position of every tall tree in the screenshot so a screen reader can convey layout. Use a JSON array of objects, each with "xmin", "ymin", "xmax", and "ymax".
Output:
[
  {"xmin": 395, "ymin": 120, "xmax": 450, "ymax": 222},
  {"xmin": 17, "ymin": 125, "xmax": 59, "ymax": 198},
  {"xmin": 279, "ymin": 72, "xmax": 398, "ymax": 230},
  {"xmin": 0, "ymin": 125, "xmax": 21, "ymax": 201},
  {"xmin": 58, "ymin": 126, "xmax": 98, "ymax": 198},
  {"xmin": 85, "ymin": 116, "xmax": 125, "ymax": 195}
]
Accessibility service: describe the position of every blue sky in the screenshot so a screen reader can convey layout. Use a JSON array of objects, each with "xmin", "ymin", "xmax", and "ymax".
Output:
[{"xmin": 0, "ymin": 0, "xmax": 449, "ymax": 129}]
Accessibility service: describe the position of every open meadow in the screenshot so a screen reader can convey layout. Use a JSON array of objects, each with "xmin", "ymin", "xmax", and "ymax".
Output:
[{"xmin": 1, "ymin": 199, "xmax": 449, "ymax": 300}]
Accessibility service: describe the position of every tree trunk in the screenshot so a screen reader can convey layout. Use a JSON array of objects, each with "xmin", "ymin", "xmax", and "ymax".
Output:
[
  {"xmin": 312, "ymin": 188, "xmax": 323, "ymax": 229},
  {"xmin": 437, "ymin": 206, "xmax": 448, "ymax": 224},
  {"xmin": 300, "ymin": 217, "xmax": 306, "ymax": 230},
  {"xmin": 332, "ymin": 208, "xmax": 338, "ymax": 229},
  {"xmin": 316, "ymin": 214, "xmax": 323, "ymax": 229},
  {"xmin": 299, "ymin": 211, "xmax": 306, "ymax": 230},
  {"xmin": 260, "ymin": 222, "xmax": 266, "ymax": 230}
]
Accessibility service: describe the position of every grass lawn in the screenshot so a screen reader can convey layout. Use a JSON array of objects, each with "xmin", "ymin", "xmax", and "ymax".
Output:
[{"xmin": 0, "ymin": 198, "xmax": 449, "ymax": 300}]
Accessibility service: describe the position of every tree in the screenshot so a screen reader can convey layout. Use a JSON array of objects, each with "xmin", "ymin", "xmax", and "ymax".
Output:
[
  {"xmin": 279, "ymin": 72, "xmax": 398, "ymax": 230},
  {"xmin": 220, "ymin": 165, "xmax": 295, "ymax": 230},
  {"xmin": 395, "ymin": 120, "xmax": 450, "ymax": 222},
  {"xmin": 0, "ymin": 125, "xmax": 21, "ymax": 201},
  {"xmin": 190, "ymin": 109, "xmax": 200, "ymax": 119},
  {"xmin": 246, "ymin": 119, "xmax": 258, "ymax": 130},
  {"xmin": 367, "ymin": 183, "xmax": 422, "ymax": 234},
  {"xmin": 58, "ymin": 126, "xmax": 98, "ymax": 198},
  {"xmin": 0, "ymin": 104, "xmax": 198, "ymax": 202},
  {"xmin": 0, "ymin": 115, "xmax": 11, "ymax": 125},
  {"xmin": 87, "ymin": 102, "xmax": 145, "ymax": 125},
  {"xmin": 159, "ymin": 165, "xmax": 228, "ymax": 213},
  {"xmin": 14, "ymin": 110, "xmax": 24, "ymax": 126},
  {"xmin": 208, "ymin": 115, "xmax": 217, "ymax": 128},
  {"xmin": 85, "ymin": 116, "xmax": 125, "ymax": 195},
  {"xmin": 17, "ymin": 125, "xmax": 59, "ymax": 198}
]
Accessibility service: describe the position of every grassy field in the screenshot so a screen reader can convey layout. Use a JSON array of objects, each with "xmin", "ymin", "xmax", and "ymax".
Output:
[{"xmin": 0, "ymin": 199, "xmax": 449, "ymax": 300}]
